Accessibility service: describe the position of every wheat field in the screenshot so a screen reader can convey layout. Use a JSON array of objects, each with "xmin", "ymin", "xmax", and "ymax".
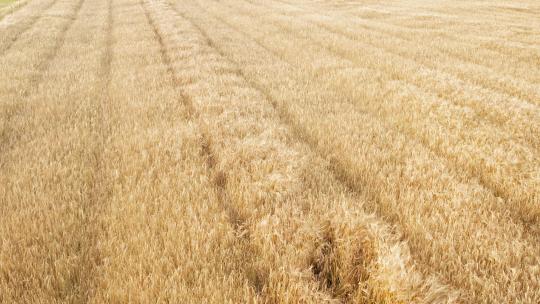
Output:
[{"xmin": 0, "ymin": 0, "xmax": 539, "ymax": 303}]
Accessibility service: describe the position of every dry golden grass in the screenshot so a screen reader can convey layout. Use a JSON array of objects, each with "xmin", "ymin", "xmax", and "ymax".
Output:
[
  {"xmin": 0, "ymin": 0, "xmax": 23, "ymax": 13},
  {"xmin": 0, "ymin": 0, "xmax": 539, "ymax": 303}
]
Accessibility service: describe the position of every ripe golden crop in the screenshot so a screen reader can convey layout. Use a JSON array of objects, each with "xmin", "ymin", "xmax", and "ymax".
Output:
[{"xmin": 1, "ymin": 0, "xmax": 538, "ymax": 303}]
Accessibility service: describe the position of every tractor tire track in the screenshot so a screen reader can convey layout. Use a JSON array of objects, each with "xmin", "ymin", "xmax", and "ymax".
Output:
[
  {"xmin": 141, "ymin": 1, "xmax": 269, "ymax": 298},
  {"xmin": 75, "ymin": 0, "xmax": 115, "ymax": 301}
]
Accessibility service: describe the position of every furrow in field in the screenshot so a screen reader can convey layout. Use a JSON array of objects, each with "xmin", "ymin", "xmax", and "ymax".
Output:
[
  {"xmin": 75, "ymin": 0, "xmax": 114, "ymax": 301},
  {"xmin": 197, "ymin": 0, "xmax": 540, "ymax": 237},
  {"xmin": 144, "ymin": 2, "xmax": 314, "ymax": 299},
  {"xmin": 142, "ymin": 0, "xmax": 251, "ymax": 245},
  {"xmin": 345, "ymin": 21, "xmax": 540, "ymax": 85},
  {"xmin": 85, "ymin": 1, "xmax": 259, "ymax": 302},
  {"xmin": 100, "ymin": 0, "xmax": 113, "ymax": 91},
  {"xmin": 0, "ymin": 0, "xmax": 59, "ymax": 54},
  {"xmin": 139, "ymin": 0, "xmax": 195, "ymax": 116},
  {"xmin": 350, "ymin": 9, "xmax": 540, "ymax": 44},
  {"xmin": 317, "ymin": 0, "xmax": 540, "ymax": 31},
  {"xmin": 273, "ymin": 0, "xmax": 540, "ymax": 54},
  {"xmin": 0, "ymin": 0, "xmax": 85, "ymax": 91},
  {"xmin": 310, "ymin": 19, "xmax": 540, "ymax": 107},
  {"xmin": 0, "ymin": 0, "xmax": 84, "ymax": 165},
  {"xmin": 25, "ymin": 0, "xmax": 85, "ymax": 93},
  {"xmin": 176, "ymin": 1, "xmax": 540, "ymax": 303},
  {"xmin": 0, "ymin": 0, "xmax": 112, "ymax": 301},
  {"xmin": 223, "ymin": 0, "xmax": 540, "ymax": 153},
  {"xmin": 0, "ymin": 2, "xmax": 85, "ymax": 164},
  {"xmin": 0, "ymin": 0, "xmax": 77, "ymax": 100},
  {"xmin": 232, "ymin": 0, "xmax": 540, "ymax": 112},
  {"xmin": 278, "ymin": 0, "xmax": 540, "ymax": 59},
  {"xmin": 404, "ymin": 3, "xmax": 540, "ymax": 35},
  {"xmin": 141, "ymin": 1, "xmax": 266, "ymax": 296},
  {"xmin": 250, "ymin": 0, "xmax": 540, "ymax": 85},
  {"xmin": 155, "ymin": 0, "xmax": 460, "ymax": 302}
]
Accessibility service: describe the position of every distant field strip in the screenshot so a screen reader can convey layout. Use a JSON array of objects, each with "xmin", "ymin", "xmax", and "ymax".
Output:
[
  {"xmin": 0, "ymin": 0, "xmax": 25, "ymax": 16},
  {"xmin": 0, "ymin": 0, "xmax": 538, "ymax": 303}
]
